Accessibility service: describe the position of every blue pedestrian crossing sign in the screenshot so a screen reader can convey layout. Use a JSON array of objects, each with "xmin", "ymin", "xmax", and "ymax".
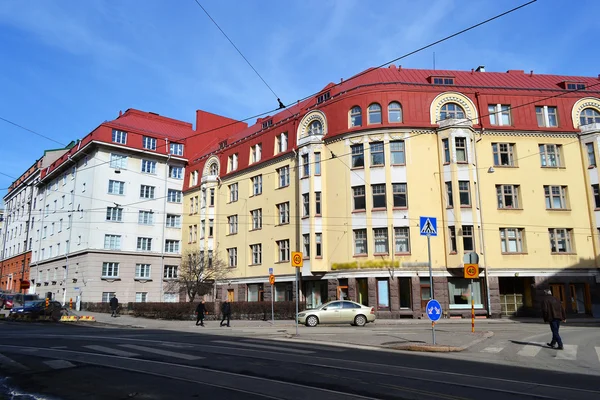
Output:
[
  {"xmin": 426, "ymin": 299, "xmax": 442, "ymax": 322},
  {"xmin": 419, "ymin": 216, "xmax": 437, "ymax": 236},
  {"xmin": 269, "ymin": 268, "xmax": 274, "ymax": 275}
]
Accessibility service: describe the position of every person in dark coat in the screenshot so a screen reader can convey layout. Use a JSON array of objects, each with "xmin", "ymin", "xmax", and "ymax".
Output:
[
  {"xmin": 195, "ymin": 300, "xmax": 206, "ymax": 326},
  {"xmin": 541, "ymin": 289, "xmax": 566, "ymax": 350},
  {"xmin": 220, "ymin": 300, "xmax": 231, "ymax": 327},
  {"xmin": 110, "ymin": 295, "xmax": 119, "ymax": 318}
]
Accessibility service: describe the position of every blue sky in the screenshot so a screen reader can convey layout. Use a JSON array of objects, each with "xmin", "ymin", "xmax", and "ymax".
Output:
[{"xmin": 0, "ymin": 0, "xmax": 598, "ymax": 200}]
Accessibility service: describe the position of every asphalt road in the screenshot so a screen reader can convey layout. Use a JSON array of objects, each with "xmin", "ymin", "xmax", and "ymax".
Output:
[{"xmin": 0, "ymin": 321, "xmax": 599, "ymax": 400}]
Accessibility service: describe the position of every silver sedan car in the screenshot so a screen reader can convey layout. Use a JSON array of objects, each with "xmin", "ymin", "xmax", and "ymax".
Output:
[{"xmin": 297, "ymin": 300, "xmax": 376, "ymax": 327}]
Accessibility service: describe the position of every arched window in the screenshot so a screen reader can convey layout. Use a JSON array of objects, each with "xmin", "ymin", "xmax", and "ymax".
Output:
[
  {"xmin": 307, "ymin": 120, "xmax": 322, "ymax": 136},
  {"xmin": 388, "ymin": 102, "xmax": 402, "ymax": 123},
  {"xmin": 350, "ymin": 106, "xmax": 362, "ymax": 127},
  {"xmin": 440, "ymin": 103, "xmax": 465, "ymax": 120},
  {"xmin": 580, "ymin": 108, "xmax": 600, "ymax": 126},
  {"xmin": 209, "ymin": 163, "xmax": 218, "ymax": 176},
  {"xmin": 368, "ymin": 103, "xmax": 382, "ymax": 124}
]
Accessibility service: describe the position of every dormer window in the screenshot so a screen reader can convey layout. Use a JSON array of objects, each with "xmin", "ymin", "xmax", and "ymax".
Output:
[
  {"xmin": 262, "ymin": 119, "xmax": 273, "ymax": 129},
  {"xmin": 251, "ymin": 144, "xmax": 262, "ymax": 163},
  {"xmin": 307, "ymin": 121, "xmax": 322, "ymax": 136},
  {"xmin": 561, "ymin": 81, "xmax": 586, "ymax": 90},
  {"xmin": 430, "ymin": 76, "xmax": 455, "ymax": 85},
  {"xmin": 317, "ymin": 92, "xmax": 330, "ymax": 104}
]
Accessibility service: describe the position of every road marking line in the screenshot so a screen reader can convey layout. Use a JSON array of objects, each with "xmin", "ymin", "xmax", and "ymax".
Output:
[
  {"xmin": 212, "ymin": 340, "xmax": 314, "ymax": 354},
  {"xmin": 244, "ymin": 339, "xmax": 346, "ymax": 352},
  {"xmin": 0, "ymin": 353, "xmax": 28, "ymax": 370},
  {"xmin": 85, "ymin": 345, "xmax": 139, "ymax": 357},
  {"xmin": 517, "ymin": 343, "xmax": 543, "ymax": 357},
  {"xmin": 555, "ymin": 344, "xmax": 577, "ymax": 360},
  {"xmin": 480, "ymin": 347, "xmax": 504, "ymax": 353},
  {"xmin": 43, "ymin": 360, "xmax": 75, "ymax": 369},
  {"xmin": 120, "ymin": 344, "xmax": 203, "ymax": 360}
]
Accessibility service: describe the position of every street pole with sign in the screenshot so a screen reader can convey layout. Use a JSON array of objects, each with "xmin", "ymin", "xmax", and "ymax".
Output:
[
  {"xmin": 269, "ymin": 273, "xmax": 276, "ymax": 325},
  {"xmin": 464, "ymin": 252, "xmax": 480, "ymax": 334},
  {"xmin": 420, "ymin": 216, "xmax": 438, "ymax": 344},
  {"xmin": 291, "ymin": 252, "xmax": 303, "ymax": 336}
]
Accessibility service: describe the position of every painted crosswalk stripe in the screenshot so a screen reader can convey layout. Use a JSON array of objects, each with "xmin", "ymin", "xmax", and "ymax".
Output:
[
  {"xmin": 213, "ymin": 340, "xmax": 314, "ymax": 354},
  {"xmin": 244, "ymin": 339, "xmax": 346, "ymax": 352},
  {"xmin": 85, "ymin": 345, "xmax": 139, "ymax": 357},
  {"xmin": 517, "ymin": 343, "xmax": 543, "ymax": 357},
  {"xmin": 481, "ymin": 347, "xmax": 504, "ymax": 353},
  {"xmin": 120, "ymin": 344, "xmax": 203, "ymax": 360},
  {"xmin": 0, "ymin": 353, "xmax": 27, "ymax": 370},
  {"xmin": 555, "ymin": 344, "xmax": 577, "ymax": 360},
  {"xmin": 43, "ymin": 360, "xmax": 75, "ymax": 370}
]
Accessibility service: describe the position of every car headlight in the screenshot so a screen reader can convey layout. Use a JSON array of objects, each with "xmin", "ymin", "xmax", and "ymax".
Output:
[{"xmin": 297, "ymin": 313, "xmax": 305, "ymax": 317}]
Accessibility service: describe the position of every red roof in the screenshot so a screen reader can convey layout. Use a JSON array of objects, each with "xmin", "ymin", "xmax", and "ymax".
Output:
[{"xmin": 109, "ymin": 109, "xmax": 194, "ymax": 140}]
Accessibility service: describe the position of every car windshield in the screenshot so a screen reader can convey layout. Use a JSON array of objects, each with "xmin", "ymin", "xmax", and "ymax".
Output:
[{"xmin": 24, "ymin": 300, "xmax": 44, "ymax": 307}]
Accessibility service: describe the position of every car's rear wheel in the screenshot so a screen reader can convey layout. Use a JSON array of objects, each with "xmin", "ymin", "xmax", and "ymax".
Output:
[
  {"xmin": 354, "ymin": 315, "xmax": 367, "ymax": 327},
  {"xmin": 306, "ymin": 315, "xmax": 319, "ymax": 327}
]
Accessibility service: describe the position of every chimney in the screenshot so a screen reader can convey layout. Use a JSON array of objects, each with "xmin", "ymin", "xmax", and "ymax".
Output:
[
  {"xmin": 475, "ymin": 66, "xmax": 485, "ymax": 72},
  {"xmin": 118, "ymin": 110, "xmax": 122, "ymax": 117}
]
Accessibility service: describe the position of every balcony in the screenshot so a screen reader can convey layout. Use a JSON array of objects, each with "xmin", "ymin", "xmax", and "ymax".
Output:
[
  {"xmin": 438, "ymin": 118, "xmax": 472, "ymax": 129},
  {"xmin": 580, "ymin": 122, "xmax": 600, "ymax": 133}
]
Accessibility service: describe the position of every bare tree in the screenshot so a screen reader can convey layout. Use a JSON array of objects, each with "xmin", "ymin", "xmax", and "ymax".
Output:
[{"xmin": 168, "ymin": 248, "xmax": 231, "ymax": 302}]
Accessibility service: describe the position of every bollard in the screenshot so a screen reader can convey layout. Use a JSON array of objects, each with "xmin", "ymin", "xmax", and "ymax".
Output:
[
  {"xmin": 69, "ymin": 298, "xmax": 73, "ymax": 310},
  {"xmin": 45, "ymin": 298, "xmax": 49, "ymax": 308}
]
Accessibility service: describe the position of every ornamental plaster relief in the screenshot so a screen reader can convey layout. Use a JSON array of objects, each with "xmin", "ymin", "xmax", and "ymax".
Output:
[
  {"xmin": 297, "ymin": 111, "xmax": 327, "ymax": 140},
  {"xmin": 429, "ymin": 92, "xmax": 478, "ymax": 125},
  {"xmin": 571, "ymin": 97, "xmax": 600, "ymax": 128}
]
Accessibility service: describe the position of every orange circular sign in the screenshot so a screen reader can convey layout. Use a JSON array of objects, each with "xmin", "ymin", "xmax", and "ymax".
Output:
[
  {"xmin": 293, "ymin": 254, "xmax": 302, "ymax": 265},
  {"xmin": 467, "ymin": 266, "xmax": 476, "ymax": 276}
]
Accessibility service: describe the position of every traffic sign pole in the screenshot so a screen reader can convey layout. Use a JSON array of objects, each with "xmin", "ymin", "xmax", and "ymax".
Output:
[
  {"xmin": 295, "ymin": 268, "xmax": 299, "ymax": 336},
  {"xmin": 425, "ymin": 299, "xmax": 441, "ymax": 344},
  {"xmin": 471, "ymin": 279, "xmax": 475, "ymax": 333},
  {"xmin": 271, "ymin": 280, "xmax": 275, "ymax": 325}
]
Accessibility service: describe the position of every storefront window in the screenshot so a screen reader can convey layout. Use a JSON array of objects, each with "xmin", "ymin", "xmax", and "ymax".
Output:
[
  {"xmin": 305, "ymin": 281, "xmax": 327, "ymax": 309},
  {"xmin": 377, "ymin": 279, "xmax": 390, "ymax": 310},
  {"xmin": 448, "ymin": 278, "xmax": 483, "ymax": 309},
  {"xmin": 275, "ymin": 283, "xmax": 293, "ymax": 301},
  {"xmin": 399, "ymin": 278, "xmax": 411, "ymax": 309}
]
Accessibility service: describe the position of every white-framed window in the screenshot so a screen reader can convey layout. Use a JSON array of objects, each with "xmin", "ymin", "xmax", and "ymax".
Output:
[
  {"xmin": 138, "ymin": 211, "xmax": 154, "ymax": 225},
  {"xmin": 228, "ymin": 215, "xmax": 238, "ymax": 234},
  {"xmin": 190, "ymin": 171, "xmax": 199, "ymax": 186},
  {"xmin": 164, "ymin": 265, "xmax": 178, "ymax": 279},
  {"xmin": 209, "ymin": 163, "xmax": 218, "ymax": 176},
  {"xmin": 106, "ymin": 207, "xmax": 123, "ymax": 222},
  {"xmin": 301, "ymin": 153, "xmax": 310, "ymax": 177},
  {"xmin": 135, "ymin": 264, "xmax": 151, "ymax": 279},
  {"xmin": 488, "ymin": 104, "xmax": 511, "ymax": 126},
  {"xmin": 350, "ymin": 106, "xmax": 362, "ymax": 127},
  {"xmin": 169, "ymin": 166, "xmax": 183, "ymax": 179},
  {"xmin": 351, "ymin": 144, "xmax": 364, "ymax": 168},
  {"xmin": 370, "ymin": 142, "xmax": 384, "ymax": 166},
  {"xmin": 200, "ymin": 220, "xmax": 205, "ymax": 238},
  {"xmin": 208, "ymin": 219, "xmax": 214, "ymax": 237},
  {"xmin": 580, "ymin": 108, "xmax": 600, "ymax": 126},
  {"xmin": 137, "ymin": 237, "xmax": 152, "ymax": 251},
  {"xmin": 250, "ymin": 244, "xmax": 262, "ymax": 265},
  {"xmin": 302, "ymin": 193, "xmax": 310, "ymax": 217},
  {"xmin": 277, "ymin": 239, "xmax": 290, "ymax": 262},
  {"xmin": 394, "ymin": 227, "xmax": 410, "ymax": 253},
  {"xmin": 51, "ymin": 222, "xmax": 55, "ymax": 235},
  {"xmin": 165, "ymin": 240, "xmax": 180, "ymax": 253},
  {"xmin": 167, "ymin": 189, "xmax": 182, "ymax": 203},
  {"xmin": 228, "ymin": 153, "xmax": 239, "ymax": 172},
  {"xmin": 442, "ymin": 138, "xmax": 450, "ymax": 163},
  {"xmin": 112, "ymin": 129, "xmax": 127, "ymax": 144},
  {"xmin": 170, "ymin": 143, "xmax": 184, "ymax": 156},
  {"xmin": 143, "ymin": 136, "xmax": 157, "ymax": 150},
  {"xmin": 209, "ymin": 188, "xmax": 215, "ymax": 206},
  {"xmin": 141, "ymin": 159, "xmax": 157, "ymax": 174},
  {"xmin": 455, "ymin": 137, "xmax": 467, "ymax": 162},
  {"xmin": 303, "ymin": 234, "xmax": 310, "ymax": 257},
  {"xmin": 251, "ymin": 209, "xmax": 262, "ymax": 230},
  {"xmin": 104, "ymin": 234, "xmax": 121, "ymax": 250},
  {"xmin": 496, "ymin": 184, "xmax": 520, "ymax": 209},
  {"xmin": 392, "ymin": 183, "xmax": 407, "ymax": 208},
  {"xmin": 354, "ymin": 229, "xmax": 367, "ymax": 255},
  {"xmin": 462, "ymin": 225, "xmax": 475, "ymax": 251},
  {"xmin": 314, "ymin": 152, "xmax": 321, "ymax": 175},
  {"xmin": 276, "ymin": 132, "xmax": 288, "ymax": 153},
  {"xmin": 164, "ymin": 293, "xmax": 178, "ymax": 302},
  {"xmin": 251, "ymin": 143, "xmax": 262, "ymax": 163},
  {"xmin": 448, "ymin": 278, "xmax": 482, "ymax": 309},
  {"xmin": 252, "ymin": 175, "xmax": 262, "ymax": 196},
  {"xmin": 536, "ymin": 106, "xmax": 558, "ymax": 127},
  {"xmin": 539, "ymin": 144, "xmax": 562, "ymax": 167},
  {"xmin": 166, "ymin": 214, "xmax": 181, "ymax": 228},
  {"xmin": 368, "ymin": 103, "xmax": 382, "ymax": 124},
  {"xmin": 278, "ymin": 166, "xmax": 290, "ymax": 188},
  {"xmin": 448, "ymin": 226, "xmax": 457, "ymax": 253},
  {"xmin": 549, "ymin": 228, "xmax": 573, "ymax": 253},
  {"xmin": 458, "ymin": 181, "xmax": 471, "ymax": 206},
  {"xmin": 586, "ymin": 142, "xmax": 597, "ymax": 167},
  {"xmin": 500, "ymin": 228, "xmax": 525, "ymax": 253},
  {"xmin": 315, "ymin": 192, "xmax": 322, "ymax": 215},
  {"xmin": 388, "ymin": 101, "xmax": 402, "ymax": 123},
  {"xmin": 492, "ymin": 143, "xmax": 516, "ymax": 167},
  {"xmin": 102, "ymin": 292, "xmax": 116, "ymax": 303},
  {"xmin": 373, "ymin": 228, "xmax": 389, "ymax": 254},
  {"xmin": 390, "ymin": 141, "xmax": 405, "ymax": 165},
  {"xmin": 307, "ymin": 120, "xmax": 322, "ymax": 136},
  {"xmin": 135, "ymin": 292, "xmax": 148, "ymax": 303},
  {"xmin": 544, "ymin": 186, "xmax": 568, "ymax": 210},
  {"xmin": 228, "ymin": 248, "xmax": 238, "ymax": 267},
  {"xmin": 277, "ymin": 202, "xmax": 290, "ymax": 225},
  {"xmin": 102, "ymin": 262, "xmax": 119, "ymax": 278},
  {"xmin": 108, "ymin": 180, "xmax": 125, "ymax": 195},
  {"xmin": 229, "ymin": 183, "xmax": 238, "ymax": 202},
  {"xmin": 440, "ymin": 103, "xmax": 465, "ymax": 120},
  {"xmin": 140, "ymin": 185, "xmax": 155, "ymax": 199},
  {"xmin": 110, "ymin": 153, "xmax": 127, "ymax": 169},
  {"xmin": 315, "ymin": 233, "xmax": 322, "ymax": 257}
]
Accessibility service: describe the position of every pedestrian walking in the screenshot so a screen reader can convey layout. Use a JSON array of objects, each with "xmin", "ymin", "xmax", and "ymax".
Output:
[
  {"xmin": 195, "ymin": 300, "xmax": 206, "ymax": 326},
  {"xmin": 541, "ymin": 289, "xmax": 566, "ymax": 350},
  {"xmin": 220, "ymin": 299, "xmax": 231, "ymax": 327},
  {"xmin": 110, "ymin": 294, "xmax": 119, "ymax": 318}
]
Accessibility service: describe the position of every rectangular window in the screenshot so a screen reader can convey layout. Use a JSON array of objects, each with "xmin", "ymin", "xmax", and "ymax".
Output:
[
  {"xmin": 164, "ymin": 265, "xmax": 178, "ymax": 279},
  {"xmin": 141, "ymin": 159, "xmax": 157, "ymax": 174},
  {"xmin": 228, "ymin": 215, "xmax": 238, "ymax": 234},
  {"xmin": 370, "ymin": 142, "xmax": 384, "ymax": 166},
  {"xmin": 302, "ymin": 193, "xmax": 310, "ymax": 217},
  {"xmin": 277, "ymin": 166, "xmax": 290, "ymax": 188},
  {"xmin": 442, "ymin": 139, "xmax": 450, "ymax": 163},
  {"xmin": 209, "ymin": 188, "xmax": 215, "ymax": 206},
  {"xmin": 458, "ymin": 181, "xmax": 471, "ymax": 206},
  {"xmin": 167, "ymin": 189, "xmax": 182, "ymax": 203},
  {"xmin": 188, "ymin": 226, "xmax": 193, "ymax": 243},
  {"xmin": 488, "ymin": 104, "xmax": 511, "ymax": 126},
  {"xmin": 193, "ymin": 225, "xmax": 197, "ymax": 242},
  {"xmin": 277, "ymin": 133, "xmax": 288, "ymax": 153},
  {"xmin": 228, "ymin": 248, "xmax": 237, "ymax": 268},
  {"xmin": 492, "ymin": 143, "xmax": 516, "ymax": 166},
  {"xmin": 448, "ymin": 226, "xmax": 457, "ymax": 253},
  {"xmin": 208, "ymin": 219, "xmax": 214, "ymax": 237},
  {"xmin": 104, "ymin": 234, "xmax": 121, "ymax": 250},
  {"xmin": 138, "ymin": 211, "xmax": 154, "ymax": 225},
  {"xmin": 303, "ymin": 234, "xmax": 310, "ymax": 257},
  {"xmin": 354, "ymin": 229, "xmax": 367, "ymax": 255},
  {"xmin": 108, "ymin": 180, "xmax": 125, "ymax": 195},
  {"xmin": 373, "ymin": 228, "xmax": 389, "ymax": 254},
  {"xmin": 315, "ymin": 233, "xmax": 322, "ymax": 257},
  {"xmin": 448, "ymin": 279, "xmax": 482, "ymax": 308},
  {"xmin": 251, "ymin": 143, "xmax": 262, "ymax": 163},
  {"xmin": 251, "ymin": 209, "xmax": 262, "ymax": 230},
  {"xmin": 301, "ymin": 153, "xmax": 310, "ymax": 177},
  {"xmin": 102, "ymin": 262, "xmax": 119, "ymax": 278},
  {"xmin": 102, "ymin": 292, "xmax": 116, "ymax": 303},
  {"xmin": 549, "ymin": 228, "xmax": 573, "ymax": 253},
  {"xmin": 390, "ymin": 141, "xmax": 405, "ymax": 165},
  {"xmin": 496, "ymin": 184, "xmax": 520, "ymax": 209},
  {"xmin": 201, "ymin": 221, "xmax": 205, "ymax": 238},
  {"xmin": 351, "ymin": 144, "xmax": 364, "ymax": 168},
  {"xmin": 135, "ymin": 264, "xmax": 151, "ymax": 279},
  {"xmin": 372, "ymin": 184, "xmax": 386, "ymax": 209},
  {"xmin": 539, "ymin": 144, "xmax": 562, "ymax": 167},
  {"xmin": 315, "ymin": 192, "xmax": 322, "ymax": 215},
  {"xmin": 166, "ymin": 214, "xmax": 181, "ymax": 228},
  {"xmin": 169, "ymin": 166, "xmax": 183, "ymax": 179},
  {"xmin": 137, "ymin": 237, "xmax": 152, "ymax": 251},
  {"xmin": 277, "ymin": 202, "xmax": 290, "ymax": 225},
  {"xmin": 143, "ymin": 136, "xmax": 157, "ymax": 150},
  {"xmin": 169, "ymin": 143, "xmax": 184, "ymax": 156},
  {"xmin": 377, "ymin": 279, "xmax": 390, "ymax": 310},
  {"xmin": 51, "ymin": 222, "xmax": 55, "ymax": 235},
  {"xmin": 586, "ymin": 143, "xmax": 597, "ymax": 167},
  {"xmin": 165, "ymin": 240, "xmax": 180, "ymax": 253},
  {"xmin": 394, "ymin": 227, "xmax": 410, "ymax": 253},
  {"xmin": 536, "ymin": 106, "xmax": 558, "ymax": 127},
  {"xmin": 277, "ymin": 239, "xmax": 290, "ymax": 262},
  {"xmin": 500, "ymin": 228, "xmax": 525, "ymax": 253},
  {"xmin": 228, "ymin": 154, "xmax": 239, "ymax": 172},
  {"xmin": 135, "ymin": 292, "xmax": 148, "ymax": 303},
  {"xmin": 229, "ymin": 183, "xmax": 238, "ymax": 202},
  {"xmin": 314, "ymin": 152, "xmax": 321, "ymax": 175},
  {"xmin": 544, "ymin": 185, "xmax": 568, "ymax": 209},
  {"xmin": 392, "ymin": 183, "xmax": 407, "ymax": 208},
  {"xmin": 455, "ymin": 137, "xmax": 467, "ymax": 162},
  {"xmin": 462, "ymin": 225, "xmax": 474, "ymax": 251},
  {"xmin": 140, "ymin": 185, "xmax": 155, "ymax": 199},
  {"xmin": 445, "ymin": 182, "xmax": 454, "ymax": 207},
  {"xmin": 110, "ymin": 154, "xmax": 127, "ymax": 169},
  {"xmin": 252, "ymin": 175, "xmax": 263, "ymax": 196},
  {"xmin": 250, "ymin": 244, "xmax": 262, "ymax": 265},
  {"xmin": 352, "ymin": 186, "xmax": 366, "ymax": 211},
  {"xmin": 106, "ymin": 207, "xmax": 123, "ymax": 222},
  {"xmin": 594, "ymin": 184, "xmax": 600, "ymax": 209},
  {"xmin": 112, "ymin": 129, "xmax": 127, "ymax": 144}
]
